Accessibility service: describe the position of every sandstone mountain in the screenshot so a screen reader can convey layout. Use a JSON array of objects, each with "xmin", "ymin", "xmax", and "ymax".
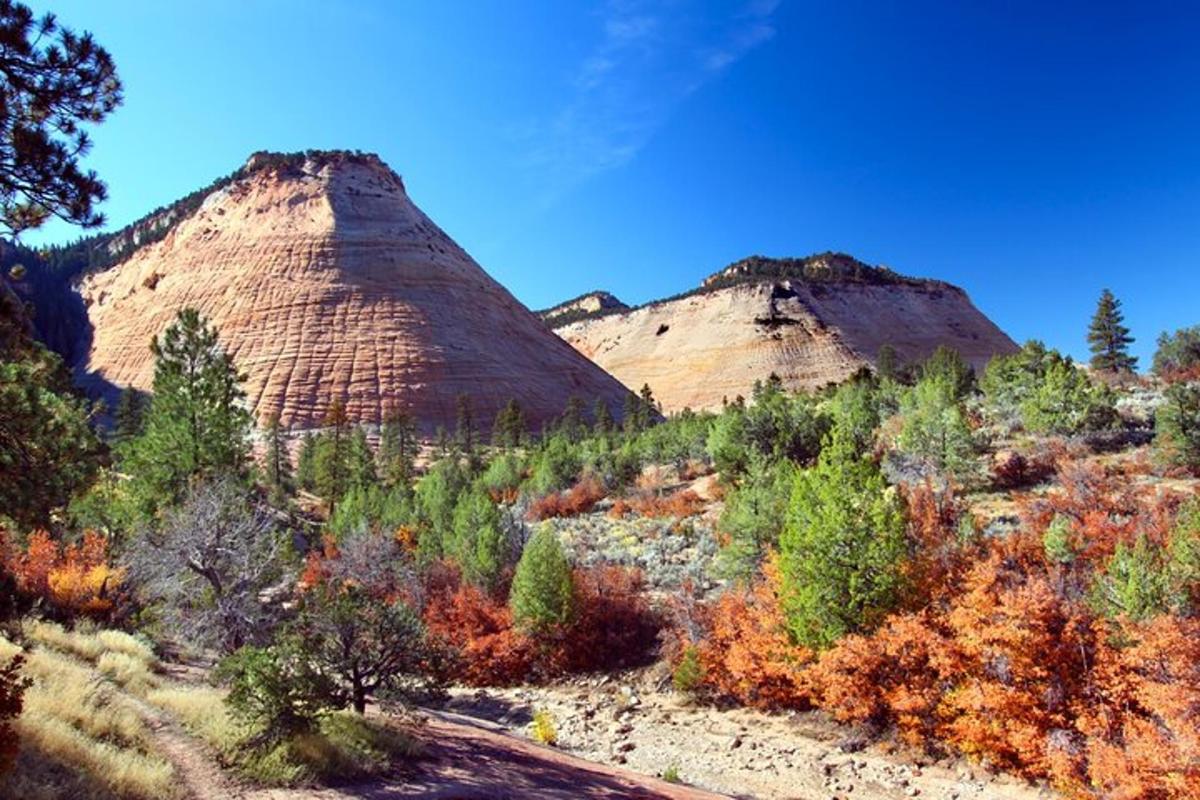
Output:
[
  {"xmin": 546, "ymin": 253, "xmax": 1017, "ymax": 413},
  {"xmin": 74, "ymin": 150, "xmax": 633, "ymax": 433}
]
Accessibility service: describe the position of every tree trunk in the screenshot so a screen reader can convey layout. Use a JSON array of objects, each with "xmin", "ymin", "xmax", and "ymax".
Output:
[{"xmin": 353, "ymin": 683, "xmax": 367, "ymax": 714}]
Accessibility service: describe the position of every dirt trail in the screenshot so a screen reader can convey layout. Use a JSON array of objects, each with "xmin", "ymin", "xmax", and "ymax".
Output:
[
  {"xmin": 130, "ymin": 692, "xmax": 727, "ymax": 800},
  {"xmin": 126, "ymin": 694, "xmax": 254, "ymax": 800}
]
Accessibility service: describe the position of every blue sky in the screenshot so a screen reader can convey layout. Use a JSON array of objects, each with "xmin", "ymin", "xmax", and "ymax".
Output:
[{"xmin": 27, "ymin": 1, "xmax": 1200, "ymax": 367}]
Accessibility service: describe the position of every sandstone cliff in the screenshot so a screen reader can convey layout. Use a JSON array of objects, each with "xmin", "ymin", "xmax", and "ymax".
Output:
[
  {"xmin": 76, "ymin": 151, "xmax": 633, "ymax": 433},
  {"xmin": 549, "ymin": 254, "xmax": 1017, "ymax": 413}
]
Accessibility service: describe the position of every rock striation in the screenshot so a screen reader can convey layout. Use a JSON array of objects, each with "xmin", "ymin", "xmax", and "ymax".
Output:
[
  {"xmin": 76, "ymin": 151, "xmax": 633, "ymax": 433},
  {"xmin": 547, "ymin": 253, "xmax": 1017, "ymax": 413}
]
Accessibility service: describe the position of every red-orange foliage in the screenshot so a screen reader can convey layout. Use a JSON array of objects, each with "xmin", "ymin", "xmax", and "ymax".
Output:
[
  {"xmin": 612, "ymin": 489, "xmax": 706, "ymax": 520},
  {"xmin": 559, "ymin": 565, "xmax": 660, "ymax": 673},
  {"xmin": 685, "ymin": 459, "xmax": 1200, "ymax": 797},
  {"xmin": 422, "ymin": 562, "xmax": 660, "ymax": 685},
  {"xmin": 6, "ymin": 530, "xmax": 121, "ymax": 618},
  {"xmin": 1075, "ymin": 617, "xmax": 1200, "ymax": 799},
  {"xmin": 527, "ymin": 475, "xmax": 606, "ymax": 520},
  {"xmin": 695, "ymin": 558, "xmax": 812, "ymax": 709},
  {"xmin": 422, "ymin": 564, "xmax": 535, "ymax": 686}
]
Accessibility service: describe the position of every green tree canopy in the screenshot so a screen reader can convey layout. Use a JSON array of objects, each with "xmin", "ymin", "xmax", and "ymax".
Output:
[
  {"xmin": 510, "ymin": 527, "xmax": 575, "ymax": 636},
  {"xmin": 122, "ymin": 308, "xmax": 252, "ymax": 515},
  {"xmin": 1087, "ymin": 288, "xmax": 1137, "ymax": 373},
  {"xmin": 779, "ymin": 425, "xmax": 907, "ymax": 649}
]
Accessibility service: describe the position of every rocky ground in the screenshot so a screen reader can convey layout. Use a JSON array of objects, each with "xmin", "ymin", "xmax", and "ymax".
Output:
[{"xmin": 436, "ymin": 669, "xmax": 1056, "ymax": 800}]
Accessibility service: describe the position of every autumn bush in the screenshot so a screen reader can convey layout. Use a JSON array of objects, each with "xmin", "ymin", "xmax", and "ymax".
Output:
[
  {"xmin": 4, "ymin": 530, "xmax": 122, "ymax": 618},
  {"xmin": 610, "ymin": 488, "xmax": 705, "ymax": 520},
  {"xmin": 423, "ymin": 560, "xmax": 659, "ymax": 684},
  {"xmin": 526, "ymin": 475, "xmax": 606, "ymax": 520},
  {"xmin": 682, "ymin": 459, "xmax": 1200, "ymax": 797}
]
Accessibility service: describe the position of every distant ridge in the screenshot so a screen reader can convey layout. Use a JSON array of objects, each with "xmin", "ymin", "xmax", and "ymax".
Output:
[{"xmin": 547, "ymin": 253, "xmax": 1017, "ymax": 412}]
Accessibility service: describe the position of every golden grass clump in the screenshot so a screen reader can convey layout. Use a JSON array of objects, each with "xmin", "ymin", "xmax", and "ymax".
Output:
[
  {"xmin": 24, "ymin": 619, "xmax": 105, "ymax": 662},
  {"xmin": 96, "ymin": 630, "xmax": 158, "ymax": 669},
  {"xmin": 146, "ymin": 684, "xmax": 246, "ymax": 751},
  {"xmin": 97, "ymin": 651, "xmax": 159, "ymax": 694},
  {"xmin": 14, "ymin": 713, "xmax": 177, "ymax": 800},
  {"xmin": 0, "ymin": 636, "xmax": 180, "ymax": 800}
]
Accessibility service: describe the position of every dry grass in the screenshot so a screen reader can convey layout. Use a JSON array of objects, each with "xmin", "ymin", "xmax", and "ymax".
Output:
[
  {"xmin": 23, "ymin": 620, "xmax": 157, "ymax": 672},
  {"xmin": 242, "ymin": 711, "xmax": 422, "ymax": 786},
  {"xmin": 0, "ymin": 635, "xmax": 179, "ymax": 800},
  {"xmin": 97, "ymin": 651, "xmax": 159, "ymax": 694},
  {"xmin": 146, "ymin": 683, "xmax": 247, "ymax": 752}
]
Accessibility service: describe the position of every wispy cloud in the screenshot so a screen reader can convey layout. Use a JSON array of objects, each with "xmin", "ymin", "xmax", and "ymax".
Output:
[{"xmin": 518, "ymin": 0, "xmax": 779, "ymax": 204}]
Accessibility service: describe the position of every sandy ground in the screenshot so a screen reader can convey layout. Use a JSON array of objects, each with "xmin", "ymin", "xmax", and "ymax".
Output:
[{"xmin": 433, "ymin": 673, "xmax": 1059, "ymax": 800}]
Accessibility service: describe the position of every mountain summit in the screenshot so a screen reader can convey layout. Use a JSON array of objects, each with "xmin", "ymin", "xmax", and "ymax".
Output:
[
  {"xmin": 77, "ymin": 150, "xmax": 632, "ymax": 432},
  {"xmin": 546, "ymin": 253, "xmax": 1018, "ymax": 413}
]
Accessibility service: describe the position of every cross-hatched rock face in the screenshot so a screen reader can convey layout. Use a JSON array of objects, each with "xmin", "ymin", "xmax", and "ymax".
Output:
[
  {"xmin": 77, "ymin": 152, "xmax": 632, "ymax": 433},
  {"xmin": 553, "ymin": 275, "xmax": 1018, "ymax": 414}
]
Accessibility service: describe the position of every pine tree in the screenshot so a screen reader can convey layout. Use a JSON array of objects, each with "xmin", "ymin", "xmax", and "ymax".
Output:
[
  {"xmin": 378, "ymin": 408, "xmax": 418, "ymax": 487},
  {"xmin": 1155, "ymin": 382, "xmax": 1200, "ymax": 470},
  {"xmin": 263, "ymin": 414, "xmax": 293, "ymax": 504},
  {"xmin": 1087, "ymin": 288, "xmax": 1137, "ymax": 373},
  {"xmin": 593, "ymin": 399, "xmax": 614, "ymax": 436},
  {"xmin": 0, "ymin": 2, "xmax": 123, "ymax": 238},
  {"xmin": 346, "ymin": 426, "xmax": 376, "ymax": 491},
  {"xmin": 779, "ymin": 424, "xmax": 907, "ymax": 649},
  {"xmin": 454, "ymin": 393, "xmax": 475, "ymax": 456},
  {"xmin": 112, "ymin": 386, "xmax": 146, "ymax": 447},
  {"xmin": 296, "ymin": 432, "xmax": 317, "ymax": 491},
  {"xmin": 560, "ymin": 396, "xmax": 586, "ymax": 442},
  {"xmin": 876, "ymin": 344, "xmax": 900, "ymax": 381},
  {"xmin": 622, "ymin": 393, "xmax": 639, "ymax": 434},
  {"xmin": 314, "ymin": 399, "xmax": 351, "ymax": 512},
  {"xmin": 124, "ymin": 308, "xmax": 252, "ymax": 513},
  {"xmin": 636, "ymin": 383, "xmax": 657, "ymax": 430},
  {"xmin": 449, "ymin": 487, "xmax": 507, "ymax": 591},
  {"xmin": 491, "ymin": 399, "xmax": 525, "ymax": 449},
  {"xmin": 510, "ymin": 528, "xmax": 575, "ymax": 636}
]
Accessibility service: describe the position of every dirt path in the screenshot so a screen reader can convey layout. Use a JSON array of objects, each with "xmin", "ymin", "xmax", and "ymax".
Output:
[
  {"xmin": 130, "ymin": 691, "xmax": 726, "ymax": 800},
  {"xmin": 127, "ymin": 694, "xmax": 255, "ymax": 800}
]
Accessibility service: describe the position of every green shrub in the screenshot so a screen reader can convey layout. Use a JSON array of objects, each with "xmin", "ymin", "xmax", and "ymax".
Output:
[
  {"xmin": 218, "ymin": 641, "xmax": 340, "ymax": 744},
  {"xmin": 1155, "ymin": 382, "xmax": 1200, "ymax": 471},
  {"xmin": 896, "ymin": 374, "xmax": 979, "ymax": 481},
  {"xmin": 671, "ymin": 645, "xmax": 703, "ymax": 694},
  {"xmin": 780, "ymin": 426, "xmax": 907, "ymax": 649},
  {"xmin": 510, "ymin": 529, "xmax": 575, "ymax": 636},
  {"xmin": 1153, "ymin": 325, "xmax": 1200, "ymax": 378},
  {"xmin": 715, "ymin": 455, "xmax": 794, "ymax": 583},
  {"xmin": 1019, "ymin": 358, "xmax": 1115, "ymax": 435}
]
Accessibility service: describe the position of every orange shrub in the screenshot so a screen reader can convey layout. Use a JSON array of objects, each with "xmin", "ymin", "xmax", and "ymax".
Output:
[
  {"xmin": 422, "ymin": 562, "xmax": 659, "ymax": 685},
  {"xmin": 527, "ymin": 475, "xmax": 606, "ymax": 520},
  {"xmin": 810, "ymin": 612, "xmax": 950, "ymax": 745},
  {"xmin": 423, "ymin": 568, "xmax": 535, "ymax": 686},
  {"xmin": 1074, "ymin": 616, "xmax": 1200, "ymax": 799},
  {"xmin": 696, "ymin": 558, "xmax": 812, "ymax": 709},
  {"xmin": 559, "ymin": 565, "xmax": 660, "ymax": 673},
  {"xmin": 6, "ymin": 530, "xmax": 121, "ymax": 618},
  {"xmin": 614, "ymin": 489, "xmax": 706, "ymax": 520}
]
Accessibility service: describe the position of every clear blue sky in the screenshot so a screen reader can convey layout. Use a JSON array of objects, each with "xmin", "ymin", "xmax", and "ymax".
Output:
[{"xmin": 26, "ymin": 1, "xmax": 1200, "ymax": 367}]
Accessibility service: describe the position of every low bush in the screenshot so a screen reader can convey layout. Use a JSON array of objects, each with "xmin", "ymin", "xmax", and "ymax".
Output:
[
  {"xmin": 530, "ymin": 708, "xmax": 557, "ymax": 746},
  {"xmin": 526, "ymin": 475, "xmax": 606, "ymax": 520}
]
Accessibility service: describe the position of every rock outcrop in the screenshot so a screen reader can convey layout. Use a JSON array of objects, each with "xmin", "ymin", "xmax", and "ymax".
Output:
[
  {"xmin": 76, "ymin": 151, "xmax": 633, "ymax": 433},
  {"xmin": 549, "ymin": 253, "xmax": 1017, "ymax": 413},
  {"xmin": 539, "ymin": 291, "xmax": 629, "ymax": 328}
]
